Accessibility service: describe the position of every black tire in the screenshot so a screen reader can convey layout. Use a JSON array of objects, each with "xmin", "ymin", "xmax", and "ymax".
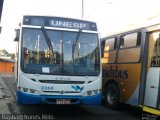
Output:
[{"xmin": 104, "ymin": 83, "xmax": 120, "ymax": 109}]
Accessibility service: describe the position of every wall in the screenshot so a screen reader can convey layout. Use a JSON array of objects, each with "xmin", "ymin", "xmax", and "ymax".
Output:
[{"xmin": 0, "ymin": 61, "xmax": 14, "ymax": 73}]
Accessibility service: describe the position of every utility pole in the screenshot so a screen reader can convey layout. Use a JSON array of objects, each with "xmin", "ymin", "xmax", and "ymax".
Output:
[
  {"xmin": 82, "ymin": 0, "xmax": 84, "ymax": 19},
  {"xmin": 0, "ymin": 0, "xmax": 4, "ymax": 33},
  {"xmin": 0, "ymin": 0, "xmax": 3, "ymax": 22}
]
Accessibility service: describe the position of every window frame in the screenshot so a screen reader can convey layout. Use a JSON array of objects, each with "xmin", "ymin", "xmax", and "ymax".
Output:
[
  {"xmin": 104, "ymin": 37, "xmax": 117, "ymax": 52},
  {"xmin": 102, "ymin": 37, "xmax": 117, "ymax": 64},
  {"xmin": 117, "ymin": 31, "xmax": 142, "ymax": 63},
  {"xmin": 119, "ymin": 32, "xmax": 142, "ymax": 49}
]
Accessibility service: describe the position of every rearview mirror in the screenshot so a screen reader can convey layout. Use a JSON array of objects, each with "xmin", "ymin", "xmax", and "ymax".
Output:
[{"xmin": 14, "ymin": 29, "xmax": 20, "ymax": 42}]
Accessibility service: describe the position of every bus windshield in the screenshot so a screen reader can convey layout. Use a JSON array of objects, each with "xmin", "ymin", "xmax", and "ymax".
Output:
[{"xmin": 21, "ymin": 28, "xmax": 100, "ymax": 76}]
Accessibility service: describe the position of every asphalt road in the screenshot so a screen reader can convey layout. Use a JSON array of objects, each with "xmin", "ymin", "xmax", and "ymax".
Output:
[{"xmin": 1, "ymin": 75, "xmax": 143, "ymax": 120}]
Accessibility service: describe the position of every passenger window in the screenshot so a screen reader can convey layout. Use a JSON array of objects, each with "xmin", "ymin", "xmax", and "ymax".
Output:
[
  {"xmin": 119, "ymin": 36, "xmax": 124, "ymax": 48},
  {"xmin": 151, "ymin": 33, "xmax": 160, "ymax": 67},
  {"xmin": 120, "ymin": 32, "xmax": 140, "ymax": 48},
  {"xmin": 104, "ymin": 38, "xmax": 116, "ymax": 51},
  {"xmin": 102, "ymin": 37, "xmax": 117, "ymax": 63}
]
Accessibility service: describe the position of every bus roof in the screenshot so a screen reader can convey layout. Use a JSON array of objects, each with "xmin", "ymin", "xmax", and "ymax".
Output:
[
  {"xmin": 102, "ymin": 23, "xmax": 160, "ymax": 39},
  {"xmin": 22, "ymin": 15, "xmax": 97, "ymax": 31}
]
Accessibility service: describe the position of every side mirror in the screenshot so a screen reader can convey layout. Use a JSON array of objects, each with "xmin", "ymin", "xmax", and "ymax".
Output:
[{"xmin": 14, "ymin": 29, "xmax": 20, "ymax": 42}]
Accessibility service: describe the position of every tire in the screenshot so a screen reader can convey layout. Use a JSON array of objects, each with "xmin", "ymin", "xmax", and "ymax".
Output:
[{"xmin": 104, "ymin": 83, "xmax": 120, "ymax": 109}]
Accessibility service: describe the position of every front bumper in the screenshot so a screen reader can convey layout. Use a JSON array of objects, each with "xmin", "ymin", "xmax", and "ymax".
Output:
[{"xmin": 16, "ymin": 91, "xmax": 102, "ymax": 105}]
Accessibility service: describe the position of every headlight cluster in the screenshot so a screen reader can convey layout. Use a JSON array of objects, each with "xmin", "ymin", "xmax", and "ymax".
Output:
[
  {"xmin": 18, "ymin": 87, "xmax": 40, "ymax": 95},
  {"xmin": 83, "ymin": 89, "xmax": 101, "ymax": 96}
]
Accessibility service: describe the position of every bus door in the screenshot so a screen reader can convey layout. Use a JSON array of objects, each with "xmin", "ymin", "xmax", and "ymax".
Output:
[{"xmin": 144, "ymin": 31, "xmax": 160, "ymax": 110}]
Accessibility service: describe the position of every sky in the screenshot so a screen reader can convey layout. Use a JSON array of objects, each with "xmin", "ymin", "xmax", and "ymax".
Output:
[{"xmin": 1, "ymin": 0, "xmax": 160, "ymax": 53}]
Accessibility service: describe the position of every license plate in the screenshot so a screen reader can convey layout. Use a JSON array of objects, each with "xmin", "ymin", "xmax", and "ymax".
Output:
[{"xmin": 56, "ymin": 99, "xmax": 71, "ymax": 104}]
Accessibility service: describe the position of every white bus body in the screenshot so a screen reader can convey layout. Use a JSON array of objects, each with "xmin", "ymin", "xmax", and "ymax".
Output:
[{"xmin": 15, "ymin": 16, "xmax": 102, "ymax": 105}]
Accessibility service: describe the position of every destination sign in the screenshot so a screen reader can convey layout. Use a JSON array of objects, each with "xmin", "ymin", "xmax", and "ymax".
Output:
[{"xmin": 23, "ymin": 16, "xmax": 97, "ymax": 31}]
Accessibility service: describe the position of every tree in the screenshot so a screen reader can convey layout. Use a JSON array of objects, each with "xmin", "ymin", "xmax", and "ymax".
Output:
[
  {"xmin": 8, "ymin": 53, "xmax": 15, "ymax": 59},
  {"xmin": 0, "ymin": 49, "xmax": 8, "ymax": 56}
]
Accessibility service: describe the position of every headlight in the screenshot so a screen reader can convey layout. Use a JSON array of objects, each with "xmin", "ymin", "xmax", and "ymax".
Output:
[
  {"xmin": 30, "ymin": 89, "xmax": 36, "ymax": 93},
  {"xmin": 93, "ymin": 90, "xmax": 98, "ymax": 94},
  {"xmin": 87, "ymin": 91, "xmax": 92, "ymax": 95},
  {"xmin": 83, "ymin": 89, "xmax": 101, "ymax": 96},
  {"xmin": 23, "ymin": 88, "xmax": 28, "ymax": 92},
  {"xmin": 19, "ymin": 87, "xmax": 39, "ymax": 95}
]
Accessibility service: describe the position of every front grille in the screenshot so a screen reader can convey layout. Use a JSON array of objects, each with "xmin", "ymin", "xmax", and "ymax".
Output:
[
  {"xmin": 42, "ymin": 91, "xmax": 80, "ymax": 93},
  {"xmin": 39, "ymin": 80, "xmax": 85, "ymax": 84}
]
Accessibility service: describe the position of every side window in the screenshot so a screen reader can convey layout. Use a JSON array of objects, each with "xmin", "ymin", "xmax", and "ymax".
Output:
[
  {"xmin": 102, "ymin": 37, "xmax": 117, "ymax": 63},
  {"xmin": 104, "ymin": 38, "xmax": 116, "ymax": 51},
  {"xmin": 119, "ymin": 32, "xmax": 141, "ymax": 48},
  {"xmin": 151, "ymin": 33, "xmax": 160, "ymax": 67},
  {"xmin": 117, "ymin": 32, "xmax": 141, "ymax": 63}
]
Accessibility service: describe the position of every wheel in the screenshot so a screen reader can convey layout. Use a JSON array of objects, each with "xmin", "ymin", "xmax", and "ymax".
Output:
[{"xmin": 104, "ymin": 83, "xmax": 120, "ymax": 109}]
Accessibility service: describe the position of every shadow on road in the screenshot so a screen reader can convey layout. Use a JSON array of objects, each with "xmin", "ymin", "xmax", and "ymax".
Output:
[{"xmin": 18, "ymin": 104, "xmax": 93, "ymax": 116}]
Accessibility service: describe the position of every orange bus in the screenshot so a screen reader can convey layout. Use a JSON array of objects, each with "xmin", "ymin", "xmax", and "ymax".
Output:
[{"xmin": 102, "ymin": 24, "xmax": 160, "ymax": 115}]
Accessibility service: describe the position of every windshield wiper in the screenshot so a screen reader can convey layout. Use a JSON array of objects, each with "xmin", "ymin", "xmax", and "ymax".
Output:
[{"xmin": 41, "ymin": 26, "xmax": 54, "ymax": 55}]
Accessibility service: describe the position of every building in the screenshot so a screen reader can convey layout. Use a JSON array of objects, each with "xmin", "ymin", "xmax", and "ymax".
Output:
[{"xmin": 0, "ymin": 57, "xmax": 15, "ymax": 73}]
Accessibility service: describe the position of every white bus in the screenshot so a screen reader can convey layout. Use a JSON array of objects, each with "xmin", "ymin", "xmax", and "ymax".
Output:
[{"xmin": 15, "ymin": 15, "xmax": 102, "ymax": 105}]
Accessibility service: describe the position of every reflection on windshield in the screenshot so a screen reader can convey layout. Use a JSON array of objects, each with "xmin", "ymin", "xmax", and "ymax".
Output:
[{"xmin": 21, "ymin": 28, "xmax": 100, "ymax": 76}]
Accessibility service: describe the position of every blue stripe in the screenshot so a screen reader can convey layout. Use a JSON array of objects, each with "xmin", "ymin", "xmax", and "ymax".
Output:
[{"xmin": 16, "ymin": 91, "xmax": 102, "ymax": 105}]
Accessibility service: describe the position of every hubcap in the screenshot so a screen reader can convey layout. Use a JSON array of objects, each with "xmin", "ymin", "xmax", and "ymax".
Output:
[{"xmin": 106, "ymin": 90, "xmax": 117, "ymax": 104}]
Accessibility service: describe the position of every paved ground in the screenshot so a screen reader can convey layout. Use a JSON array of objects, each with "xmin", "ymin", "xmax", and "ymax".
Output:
[
  {"xmin": 0, "ymin": 73, "xmax": 151, "ymax": 120},
  {"xmin": 0, "ymin": 74, "xmax": 11, "ymax": 114}
]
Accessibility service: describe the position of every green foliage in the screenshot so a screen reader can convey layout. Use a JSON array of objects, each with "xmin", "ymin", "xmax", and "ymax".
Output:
[
  {"xmin": 0, "ymin": 49, "xmax": 15, "ymax": 59},
  {"xmin": 0, "ymin": 49, "xmax": 8, "ymax": 56}
]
